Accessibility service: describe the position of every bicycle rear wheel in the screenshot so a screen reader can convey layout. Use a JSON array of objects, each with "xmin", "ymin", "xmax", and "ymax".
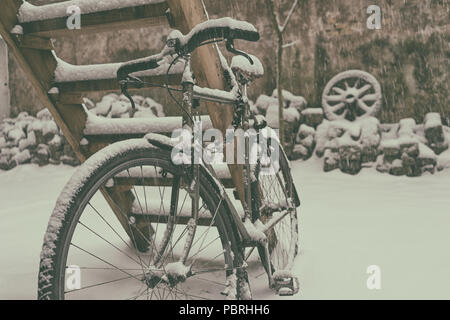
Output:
[
  {"xmin": 252, "ymin": 145, "xmax": 299, "ymax": 275},
  {"xmin": 38, "ymin": 139, "xmax": 250, "ymax": 300}
]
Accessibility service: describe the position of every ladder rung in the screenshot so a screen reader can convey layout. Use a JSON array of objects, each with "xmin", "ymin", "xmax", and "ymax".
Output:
[
  {"xmin": 131, "ymin": 213, "xmax": 214, "ymax": 227},
  {"xmin": 57, "ymin": 74, "xmax": 181, "ymax": 94},
  {"xmin": 19, "ymin": 2, "xmax": 170, "ymax": 38},
  {"xmin": 83, "ymin": 114, "xmax": 213, "ymax": 135},
  {"xmin": 114, "ymin": 176, "xmax": 235, "ymax": 188},
  {"xmin": 130, "ymin": 200, "xmax": 215, "ymax": 227},
  {"xmin": 105, "ymin": 163, "xmax": 233, "ymax": 188},
  {"xmin": 54, "ymin": 58, "xmax": 183, "ymax": 94}
]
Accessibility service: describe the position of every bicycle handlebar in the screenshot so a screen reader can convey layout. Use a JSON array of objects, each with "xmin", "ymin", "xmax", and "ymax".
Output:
[
  {"xmin": 173, "ymin": 18, "xmax": 260, "ymax": 55},
  {"xmin": 117, "ymin": 18, "xmax": 260, "ymax": 82}
]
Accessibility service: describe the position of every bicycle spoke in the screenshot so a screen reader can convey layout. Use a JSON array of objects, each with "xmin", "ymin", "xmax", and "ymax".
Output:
[
  {"xmin": 106, "ymin": 189, "xmax": 159, "ymax": 259},
  {"xmin": 70, "ymin": 243, "xmax": 143, "ymax": 283},
  {"xmin": 88, "ymin": 202, "xmax": 135, "ymax": 254},
  {"xmin": 75, "ymin": 267, "xmax": 146, "ymax": 271},
  {"xmin": 191, "ymin": 199, "xmax": 222, "ymax": 249},
  {"xmin": 65, "ymin": 273, "xmax": 142, "ymax": 295},
  {"xmin": 77, "ymin": 220, "xmax": 145, "ymax": 268}
]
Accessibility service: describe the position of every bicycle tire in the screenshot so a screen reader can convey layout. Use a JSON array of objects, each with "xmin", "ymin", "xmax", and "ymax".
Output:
[
  {"xmin": 252, "ymin": 144, "xmax": 299, "ymax": 275},
  {"xmin": 38, "ymin": 139, "xmax": 251, "ymax": 300}
]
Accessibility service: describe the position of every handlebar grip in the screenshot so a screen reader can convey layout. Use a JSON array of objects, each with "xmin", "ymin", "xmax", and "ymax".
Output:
[
  {"xmin": 117, "ymin": 55, "xmax": 160, "ymax": 81},
  {"xmin": 177, "ymin": 18, "xmax": 260, "ymax": 55}
]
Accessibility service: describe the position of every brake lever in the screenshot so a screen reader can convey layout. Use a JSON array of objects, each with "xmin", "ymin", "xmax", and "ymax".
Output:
[
  {"xmin": 226, "ymin": 39, "xmax": 254, "ymax": 65},
  {"xmin": 119, "ymin": 75, "xmax": 145, "ymax": 111}
]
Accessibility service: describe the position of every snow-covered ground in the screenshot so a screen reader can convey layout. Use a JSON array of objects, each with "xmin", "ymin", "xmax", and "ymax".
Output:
[{"xmin": 1, "ymin": 159, "xmax": 449, "ymax": 300}]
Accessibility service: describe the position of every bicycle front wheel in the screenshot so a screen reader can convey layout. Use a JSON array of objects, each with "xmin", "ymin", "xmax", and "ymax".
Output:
[{"xmin": 38, "ymin": 139, "xmax": 250, "ymax": 300}]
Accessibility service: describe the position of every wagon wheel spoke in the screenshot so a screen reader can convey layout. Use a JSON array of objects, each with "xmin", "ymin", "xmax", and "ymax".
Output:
[
  {"xmin": 361, "ymin": 94, "xmax": 378, "ymax": 102},
  {"xmin": 357, "ymin": 100, "xmax": 372, "ymax": 112},
  {"xmin": 325, "ymin": 95, "xmax": 344, "ymax": 102},
  {"xmin": 358, "ymin": 84, "xmax": 373, "ymax": 96},
  {"xmin": 329, "ymin": 102, "xmax": 345, "ymax": 112},
  {"xmin": 332, "ymin": 86, "xmax": 345, "ymax": 95},
  {"xmin": 344, "ymin": 81, "xmax": 350, "ymax": 89}
]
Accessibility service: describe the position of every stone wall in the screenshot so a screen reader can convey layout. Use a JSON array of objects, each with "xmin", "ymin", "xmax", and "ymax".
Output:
[{"xmin": 7, "ymin": 0, "xmax": 450, "ymax": 123}]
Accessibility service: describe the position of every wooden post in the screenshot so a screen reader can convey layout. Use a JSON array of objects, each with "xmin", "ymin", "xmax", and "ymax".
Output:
[
  {"xmin": 167, "ymin": 0, "xmax": 246, "ymax": 203},
  {"xmin": 0, "ymin": 35, "xmax": 10, "ymax": 121}
]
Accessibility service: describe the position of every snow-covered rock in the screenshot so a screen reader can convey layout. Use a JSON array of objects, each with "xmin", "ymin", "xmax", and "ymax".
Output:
[
  {"xmin": 254, "ymin": 94, "xmax": 275, "ymax": 115},
  {"xmin": 271, "ymin": 89, "xmax": 307, "ymax": 112},
  {"xmin": 424, "ymin": 112, "xmax": 448, "ymax": 155},
  {"xmin": 437, "ymin": 149, "xmax": 450, "ymax": 171},
  {"xmin": 13, "ymin": 149, "xmax": 31, "ymax": 165},
  {"xmin": 323, "ymin": 149, "xmax": 339, "ymax": 172},
  {"xmin": 7, "ymin": 127, "xmax": 25, "ymax": 144},
  {"xmin": 300, "ymin": 108, "xmax": 324, "ymax": 128},
  {"xmin": 293, "ymin": 124, "xmax": 316, "ymax": 160},
  {"xmin": 82, "ymin": 97, "xmax": 95, "ymax": 110},
  {"xmin": 266, "ymin": 103, "xmax": 300, "ymax": 129},
  {"xmin": 110, "ymin": 101, "xmax": 131, "ymax": 118},
  {"xmin": 398, "ymin": 118, "xmax": 416, "ymax": 138},
  {"xmin": 142, "ymin": 97, "xmax": 165, "ymax": 117},
  {"xmin": 92, "ymin": 94, "xmax": 117, "ymax": 116},
  {"xmin": 36, "ymin": 108, "xmax": 53, "ymax": 121},
  {"xmin": 359, "ymin": 117, "xmax": 381, "ymax": 163}
]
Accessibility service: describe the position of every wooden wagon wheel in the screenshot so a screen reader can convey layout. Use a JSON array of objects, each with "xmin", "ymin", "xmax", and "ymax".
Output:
[{"xmin": 322, "ymin": 70, "xmax": 382, "ymax": 121}]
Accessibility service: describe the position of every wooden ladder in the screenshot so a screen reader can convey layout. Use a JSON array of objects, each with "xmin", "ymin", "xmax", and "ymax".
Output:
[{"xmin": 0, "ymin": 0, "xmax": 246, "ymax": 248}]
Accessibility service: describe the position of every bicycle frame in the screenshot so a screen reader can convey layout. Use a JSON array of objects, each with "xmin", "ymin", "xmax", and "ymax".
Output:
[{"xmin": 178, "ymin": 54, "xmax": 292, "ymax": 250}]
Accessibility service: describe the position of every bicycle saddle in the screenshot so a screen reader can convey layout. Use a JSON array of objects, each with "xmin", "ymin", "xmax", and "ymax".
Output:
[{"xmin": 231, "ymin": 54, "xmax": 264, "ymax": 84}]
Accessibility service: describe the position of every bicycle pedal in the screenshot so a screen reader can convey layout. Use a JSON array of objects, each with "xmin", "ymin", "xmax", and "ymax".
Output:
[
  {"xmin": 278, "ymin": 287, "xmax": 294, "ymax": 296},
  {"xmin": 272, "ymin": 271, "xmax": 300, "ymax": 296}
]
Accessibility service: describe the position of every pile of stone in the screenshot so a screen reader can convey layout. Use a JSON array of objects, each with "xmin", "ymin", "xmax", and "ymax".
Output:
[
  {"xmin": 0, "ymin": 94, "xmax": 164, "ymax": 171},
  {"xmin": 89, "ymin": 93, "xmax": 165, "ymax": 119},
  {"xmin": 293, "ymin": 111, "xmax": 450, "ymax": 176},
  {"xmin": 313, "ymin": 117, "xmax": 382, "ymax": 174},
  {"xmin": 376, "ymin": 113, "xmax": 449, "ymax": 176},
  {"xmin": 0, "ymin": 109, "xmax": 79, "ymax": 170}
]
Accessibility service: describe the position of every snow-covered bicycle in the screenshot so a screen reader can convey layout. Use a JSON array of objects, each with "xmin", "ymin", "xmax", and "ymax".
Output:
[{"xmin": 38, "ymin": 18, "xmax": 300, "ymax": 300}]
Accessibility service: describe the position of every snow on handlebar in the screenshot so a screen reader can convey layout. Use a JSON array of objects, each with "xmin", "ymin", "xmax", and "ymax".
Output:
[
  {"xmin": 170, "ymin": 17, "xmax": 260, "ymax": 54},
  {"xmin": 118, "ymin": 18, "xmax": 260, "ymax": 81}
]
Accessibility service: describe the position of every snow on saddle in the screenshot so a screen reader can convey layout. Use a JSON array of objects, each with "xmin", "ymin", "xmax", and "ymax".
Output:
[{"xmin": 231, "ymin": 54, "xmax": 264, "ymax": 84}]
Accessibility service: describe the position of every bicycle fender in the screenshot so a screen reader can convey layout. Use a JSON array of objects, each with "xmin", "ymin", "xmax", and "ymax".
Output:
[{"xmin": 145, "ymin": 133, "xmax": 177, "ymax": 152}]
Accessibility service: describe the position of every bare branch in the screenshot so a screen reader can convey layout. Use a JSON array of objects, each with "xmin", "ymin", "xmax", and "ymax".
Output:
[
  {"xmin": 280, "ymin": 0, "xmax": 299, "ymax": 33},
  {"xmin": 282, "ymin": 40, "xmax": 300, "ymax": 48}
]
